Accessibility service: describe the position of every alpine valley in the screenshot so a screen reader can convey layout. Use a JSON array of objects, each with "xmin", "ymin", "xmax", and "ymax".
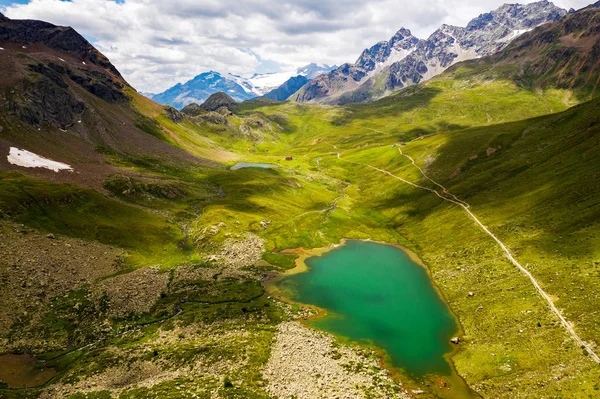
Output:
[{"xmin": 1, "ymin": 1, "xmax": 600, "ymax": 399}]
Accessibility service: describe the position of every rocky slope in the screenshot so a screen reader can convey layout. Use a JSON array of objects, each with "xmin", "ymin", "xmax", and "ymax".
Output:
[
  {"xmin": 294, "ymin": 0, "xmax": 567, "ymax": 104},
  {"xmin": 262, "ymin": 75, "xmax": 309, "ymax": 101}
]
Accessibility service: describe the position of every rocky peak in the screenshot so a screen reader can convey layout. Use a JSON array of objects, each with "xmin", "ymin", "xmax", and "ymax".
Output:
[
  {"xmin": 0, "ymin": 14, "xmax": 122, "ymax": 78},
  {"xmin": 200, "ymin": 92, "xmax": 237, "ymax": 112},
  {"xmin": 390, "ymin": 28, "xmax": 420, "ymax": 50},
  {"xmin": 355, "ymin": 28, "xmax": 420, "ymax": 72},
  {"xmin": 392, "ymin": 28, "xmax": 413, "ymax": 40},
  {"xmin": 467, "ymin": 1, "xmax": 564, "ymax": 32},
  {"xmin": 192, "ymin": 71, "xmax": 223, "ymax": 82},
  {"xmin": 296, "ymin": 0, "xmax": 567, "ymax": 105}
]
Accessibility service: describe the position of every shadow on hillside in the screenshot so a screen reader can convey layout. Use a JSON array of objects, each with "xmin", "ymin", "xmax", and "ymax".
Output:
[
  {"xmin": 389, "ymin": 97, "xmax": 600, "ymax": 257},
  {"xmin": 334, "ymin": 86, "xmax": 443, "ymax": 126},
  {"xmin": 202, "ymin": 167, "xmax": 302, "ymax": 214}
]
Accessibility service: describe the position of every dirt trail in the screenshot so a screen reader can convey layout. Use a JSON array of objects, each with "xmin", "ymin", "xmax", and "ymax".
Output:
[{"xmin": 337, "ymin": 150, "xmax": 600, "ymax": 364}]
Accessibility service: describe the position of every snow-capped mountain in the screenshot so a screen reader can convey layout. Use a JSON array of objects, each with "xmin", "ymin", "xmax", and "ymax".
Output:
[
  {"xmin": 297, "ymin": 63, "xmax": 338, "ymax": 78},
  {"xmin": 294, "ymin": 0, "xmax": 567, "ymax": 104},
  {"xmin": 293, "ymin": 28, "xmax": 420, "ymax": 103},
  {"xmin": 152, "ymin": 63, "xmax": 336, "ymax": 109},
  {"xmin": 151, "ymin": 71, "xmax": 254, "ymax": 109},
  {"xmin": 228, "ymin": 63, "xmax": 337, "ymax": 97}
]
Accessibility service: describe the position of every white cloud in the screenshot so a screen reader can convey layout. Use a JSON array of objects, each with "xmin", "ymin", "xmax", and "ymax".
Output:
[{"xmin": 1, "ymin": 0, "xmax": 593, "ymax": 92}]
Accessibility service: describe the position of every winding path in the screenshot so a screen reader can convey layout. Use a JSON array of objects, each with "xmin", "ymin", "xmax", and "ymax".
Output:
[{"xmin": 337, "ymin": 149, "xmax": 600, "ymax": 363}]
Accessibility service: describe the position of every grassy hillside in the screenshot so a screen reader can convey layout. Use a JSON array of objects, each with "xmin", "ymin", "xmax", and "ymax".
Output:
[{"xmin": 317, "ymin": 98, "xmax": 600, "ymax": 398}]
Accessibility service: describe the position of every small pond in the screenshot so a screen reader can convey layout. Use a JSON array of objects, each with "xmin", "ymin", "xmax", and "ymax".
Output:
[{"xmin": 230, "ymin": 162, "xmax": 280, "ymax": 170}]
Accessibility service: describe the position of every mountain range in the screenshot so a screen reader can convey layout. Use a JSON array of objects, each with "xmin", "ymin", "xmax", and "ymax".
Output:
[
  {"xmin": 151, "ymin": 64, "xmax": 336, "ymax": 109},
  {"xmin": 294, "ymin": 0, "xmax": 568, "ymax": 104}
]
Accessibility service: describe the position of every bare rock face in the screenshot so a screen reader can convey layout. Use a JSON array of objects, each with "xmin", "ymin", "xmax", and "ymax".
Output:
[
  {"xmin": 296, "ymin": 1, "xmax": 567, "ymax": 104},
  {"xmin": 10, "ymin": 69, "xmax": 85, "ymax": 129}
]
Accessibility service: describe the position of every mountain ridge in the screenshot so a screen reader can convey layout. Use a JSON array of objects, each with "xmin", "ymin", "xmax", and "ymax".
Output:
[
  {"xmin": 262, "ymin": 75, "xmax": 310, "ymax": 101},
  {"xmin": 152, "ymin": 64, "xmax": 336, "ymax": 109},
  {"xmin": 294, "ymin": 0, "xmax": 568, "ymax": 104}
]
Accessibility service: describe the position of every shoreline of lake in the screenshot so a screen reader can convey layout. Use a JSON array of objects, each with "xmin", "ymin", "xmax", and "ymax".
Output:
[{"xmin": 265, "ymin": 238, "xmax": 480, "ymax": 399}]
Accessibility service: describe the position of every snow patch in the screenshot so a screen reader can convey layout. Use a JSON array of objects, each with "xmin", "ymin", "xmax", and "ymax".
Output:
[
  {"xmin": 7, "ymin": 147, "xmax": 73, "ymax": 172},
  {"xmin": 227, "ymin": 71, "xmax": 295, "ymax": 96},
  {"xmin": 421, "ymin": 44, "xmax": 479, "ymax": 81},
  {"xmin": 0, "ymin": 47, "xmax": 4, "ymax": 50},
  {"xmin": 82, "ymin": 61, "xmax": 86, "ymax": 65},
  {"xmin": 496, "ymin": 28, "xmax": 533, "ymax": 43},
  {"xmin": 58, "ymin": 57, "xmax": 65, "ymax": 62}
]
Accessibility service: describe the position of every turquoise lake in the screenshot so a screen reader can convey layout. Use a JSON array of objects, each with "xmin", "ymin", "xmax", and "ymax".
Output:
[
  {"xmin": 276, "ymin": 240, "xmax": 459, "ymax": 377},
  {"xmin": 230, "ymin": 162, "xmax": 280, "ymax": 170}
]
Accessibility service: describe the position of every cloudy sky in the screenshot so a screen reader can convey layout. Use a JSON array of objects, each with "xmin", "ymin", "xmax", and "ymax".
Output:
[{"xmin": 0, "ymin": 0, "xmax": 592, "ymax": 93}]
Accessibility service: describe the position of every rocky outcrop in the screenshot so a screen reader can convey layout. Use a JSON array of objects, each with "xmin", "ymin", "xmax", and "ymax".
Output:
[
  {"xmin": 200, "ymin": 92, "xmax": 237, "ymax": 112},
  {"xmin": 195, "ymin": 112, "xmax": 228, "ymax": 125},
  {"xmin": 163, "ymin": 105, "xmax": 184, "ymax": 123},
  {"xmin": 296, "ymin": 1, "xmax": 567, "ymax": 104},
  {"xmin": 180, "ymin": 102, "xmax": 204, "ymax": 116},
  {"xmin": 9, "ymin": 72, "xmax": 85, "ymax": 129}
]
